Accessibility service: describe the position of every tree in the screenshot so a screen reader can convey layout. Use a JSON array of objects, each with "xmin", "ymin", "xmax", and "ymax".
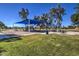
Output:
[
  {"xmin": 34, "ymin": 16, "xmax": 40, "ymax": 20},
  {"xmin": 50, "ymin": 4, "xmax": 65, "ymax": 32},
  {"xmin": 19, "ymin": 8, "xmax": 29, "ymax": 31},
  {"xmin": 19, "ymin": 8, "xmax": 29, "ymax": 20},
  {"xmin": 71, "ymin": 4, "xmax": 79, "ymax": 29},
  {"xmin": 71, "ymin": 13, "xmax": 79, "ymax": 25},
  {"xmin": 40, "ymin": 13, "xmax": 49, "ymax": 30},
  {"xmin": 49, "ymin": 8, "xmax": 56, "ymax": 28},
  {"xmin": 33, "ymin": 13, "xmax": 49, "ymax": 31},
  {"xmin": 0, "ymin": 21, "xmax": 7, "ymax": 31},
  {"xmin": 74, "ymin": 4, "xmax": 79, "ymax": 13}
]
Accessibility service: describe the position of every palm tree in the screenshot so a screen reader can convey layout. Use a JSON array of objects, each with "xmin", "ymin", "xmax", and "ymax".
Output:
[
  {"xmin": 71, "ymin": 4, "xmax": 79, "ymax": 30},
  {"xmin": 19, "ymin": 8, "xmax": 29, "ymax": 20},
  {"xmin": 19, "ymin": 8, "xmax": 29, "ymax": 31}
]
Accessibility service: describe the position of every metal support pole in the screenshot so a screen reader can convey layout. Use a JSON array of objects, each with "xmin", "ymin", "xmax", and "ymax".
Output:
[
  {"xmin": 13, "ymin": 23, "xmax": 15, "ymax": 30},
  {"xmin": 28, "ymin": 19, "xmax": 30, "ymax": 32}
]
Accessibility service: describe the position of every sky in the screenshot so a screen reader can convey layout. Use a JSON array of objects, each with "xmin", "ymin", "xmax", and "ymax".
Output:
[{"xmin": 0, "ymin": 3, "xmax": 77, "ymax": 27}]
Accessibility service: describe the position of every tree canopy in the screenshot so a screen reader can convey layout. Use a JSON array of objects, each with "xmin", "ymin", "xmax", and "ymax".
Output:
[{"xmin": 71, "ymin": 4, "xmax": 79, "ymax": 26}]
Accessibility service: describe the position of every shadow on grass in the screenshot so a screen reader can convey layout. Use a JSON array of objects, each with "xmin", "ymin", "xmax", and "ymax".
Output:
[
  {"xmin": 0, "ymin": 34, "xmax": 22, "ymax": 42},
  {"xmin": 0, "ymin": 47, "xmax": 6, "ymax": 55}
]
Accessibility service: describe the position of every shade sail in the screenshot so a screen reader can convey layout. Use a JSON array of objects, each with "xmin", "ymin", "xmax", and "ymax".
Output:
[
  {"xmin": 16, "ymin": 20, "xmax": 28, "ymax": 24},
  {"xmin": 16, "ymin": 19, "xmax": 42, "ymax": 25}
]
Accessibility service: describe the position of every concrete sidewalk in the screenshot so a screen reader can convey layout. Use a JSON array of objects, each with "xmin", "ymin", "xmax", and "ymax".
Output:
[{"xmin": 1, "ymin": 30, "xmax": 79, "ymax": 39}]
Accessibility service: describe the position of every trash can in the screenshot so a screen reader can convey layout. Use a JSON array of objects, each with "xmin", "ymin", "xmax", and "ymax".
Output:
[{"xmin": 46, "ymin": 30, "xmax": 48, "ymax": 34}]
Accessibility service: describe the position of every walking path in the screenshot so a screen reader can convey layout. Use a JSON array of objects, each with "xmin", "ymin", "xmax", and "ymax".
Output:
[
  {"xmin": 49, "ymin": 32, "xmax": 79, "ymax": 35},
  {"xmin": 0, "ymin": 30, "xmax": 79, "ymax": 39}
]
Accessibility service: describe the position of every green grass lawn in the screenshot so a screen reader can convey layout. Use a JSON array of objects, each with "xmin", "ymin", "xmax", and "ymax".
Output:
[{"xmin": 0, "ymin": 34, "xmax": 79, "ymax": 56}]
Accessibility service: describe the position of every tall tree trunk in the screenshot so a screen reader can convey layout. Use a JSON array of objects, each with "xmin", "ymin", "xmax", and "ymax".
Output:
[{"xmin": 56, "ymin": 18, "xmax": 59, "ymax": 32}]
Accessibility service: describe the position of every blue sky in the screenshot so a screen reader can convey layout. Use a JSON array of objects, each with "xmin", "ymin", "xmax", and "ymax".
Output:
[{"xmin": 0, "ymin": 3, "xmax": 77, "ymax": 27}]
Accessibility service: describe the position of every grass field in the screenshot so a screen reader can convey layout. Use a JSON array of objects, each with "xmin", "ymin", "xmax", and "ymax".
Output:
[{"xmin": 0, "ymin": 34, "xmax": 79, "ymax": 56}]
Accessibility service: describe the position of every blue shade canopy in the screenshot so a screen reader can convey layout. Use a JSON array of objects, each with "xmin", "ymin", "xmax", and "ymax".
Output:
[
  {"xmin": 16, "ymin": 19, "xmax": 28, "ymax": 24},
  {"xmin": 16, "ymin": 19, "xmax": 42, "ymax": 25}
]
